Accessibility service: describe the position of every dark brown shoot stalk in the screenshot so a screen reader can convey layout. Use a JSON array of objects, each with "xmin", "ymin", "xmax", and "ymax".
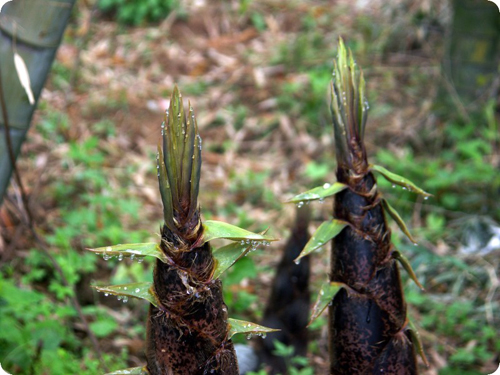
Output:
[
  {"xmin": 328, "ymin": 39, "xmax": 429, "ymax": 375},
  {"xmin": 88, "ymin": 87, "xmax": 278, "ymax": 375},
  {"xmin": 291, "ymin": 39, "xmax": 430, "ymax": 375}
]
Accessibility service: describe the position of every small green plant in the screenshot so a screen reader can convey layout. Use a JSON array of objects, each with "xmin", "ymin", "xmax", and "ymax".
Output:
[
  {"xmin": 88, "ymin": 88, "xmax": 278, "ymax": 374},
  {"xmin": 248, "ymin": 341, "xmax": 314, "ymax": 375},
  {"xmin": 0, "ymin": 274, "xmax": 128, "ymax": 374},
  {"xmin": 98, "ymin": 0, "xmax": 178, "ymax": 26}
]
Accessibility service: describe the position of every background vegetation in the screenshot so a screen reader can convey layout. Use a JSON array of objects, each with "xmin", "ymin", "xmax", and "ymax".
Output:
[{"xmin": 0, "ymin": 0, "xmax": 498, "ymax": 374}]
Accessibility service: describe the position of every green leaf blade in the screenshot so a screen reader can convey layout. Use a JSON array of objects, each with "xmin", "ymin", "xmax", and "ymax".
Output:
[
  {"xmin": 288, "ymin": 182, "xmax": 347, "ymax": 203},
  {"xmin": 407, "ymin": 320, "xmax": 429, "ymax": 367},
  {"xmin": 382, "ymin": 199, "xmax": 416, "ymax": 244},
  {"xmin": 93, "ymin": 282, "xmax": 157, "ymax": 307},
  {"xmin": 309, "ymin": 282, "xmax": 345, "ymax": 325},
  {"xmin": 202, "ymin": 220, "xmax": 277, "ymax": 245},
  {"xmin": 371, "ymin": 164, "xmax": 431, "ymax": 197},
  {"xmin": 212, "ymin": 230, "xmax": 269, "ymax": 279},
  {"xmin": 295, "ymin": 219, "xmax": 347, "ymax": 262},
  {"xmin": 87, "ymin": 243, "xmax": 166, "ymax": 263},
  {"xmin": 227, "ymin": 318, "xmax": 279, "ymax": 339},
  {"xmin": 393, "ymin": 250, "xmax": 424, "ymax": 291}
]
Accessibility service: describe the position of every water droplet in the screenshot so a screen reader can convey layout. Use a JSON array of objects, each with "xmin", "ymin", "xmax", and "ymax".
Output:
[
  {"xmin": 424, "ymin": 196, "xmax": 429, "ymax": 200},
  {"xmin": 323, "ymin": 183, "xmax": 331, "ymax": 189},
  {"xmin": 294, "ymin": 258, "xmax": 301, "ymax": 265},
  {"xmin": 392, "ymin": 184, "xmax": 396, "ymax": 188},
  {"xmin": 319, "ymin": 198, "xmax": 325, "ymax": 204},
  {"xmin": 118, "ymin": 254, "xmax": 124, "ymax": 261},
  {"xmin": 135, "ymin": 288, "xmax": 140, "ymax": 293},
  {"xmin": 124, "ymin": 287, "xmax": 127, "ymax": 290},
  {"xmin": 122, "ymin": 296, "xmax": 128, "ymax": 303},
  {"xmin": 130, "ymin": 254, "xmax": 135, "ymax": 260},
  {"xmin": 104, "ymin": 293, "xmax": 109, "ymax": 297},
  {"xmin": 297, "ymin": 201, "xmax": 304, "ymax": 208},
  {"xmin": 137, "ymin": 257, "xmax": 144, "ymax": 263},
  {"xmin": 117, "ymin": 296, "xmax": 122, "ymax": 301},
  {"xmin": 414, "ymin": 243, "xmax": 418, "ymax": 246}
]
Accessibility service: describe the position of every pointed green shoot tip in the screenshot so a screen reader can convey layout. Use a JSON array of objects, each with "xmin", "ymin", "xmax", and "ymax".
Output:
[
  {"xmin": 331, "ymin": 37, "xmax": 368, "ymax": 156},
  {"xmin": 159, "ymin": 87, "xmax": 202, "ymax": 229}
]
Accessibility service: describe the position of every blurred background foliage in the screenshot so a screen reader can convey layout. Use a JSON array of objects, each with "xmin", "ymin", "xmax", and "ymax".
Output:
[{"xmin": 0, "ymin": 0, "xmax": 499, "ymax": 374}]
